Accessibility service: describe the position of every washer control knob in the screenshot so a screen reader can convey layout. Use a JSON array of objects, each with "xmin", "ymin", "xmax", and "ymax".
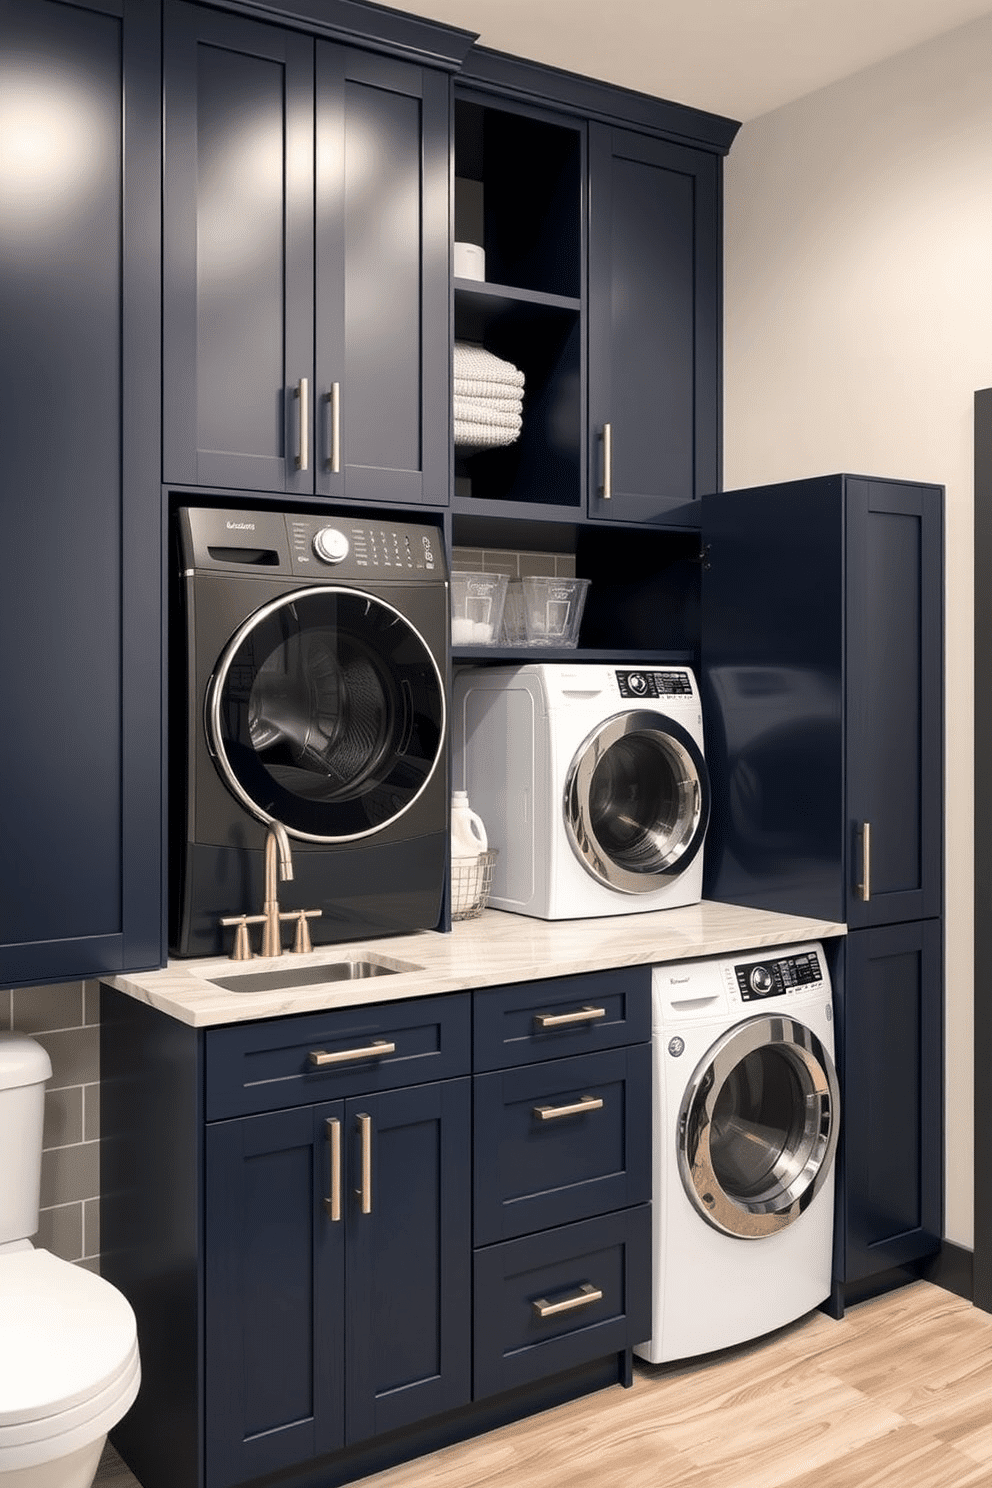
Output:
[
  {"xmin": 626, "ymin": 672, "xmax": 648, "ymax": 695},
  {"xmin": 749, "ymin": 965, "xmax": 774, "ymax": 996},
  {"xmin": 313, "ymin": 527, "xmax": 349, "ymax": 564}
]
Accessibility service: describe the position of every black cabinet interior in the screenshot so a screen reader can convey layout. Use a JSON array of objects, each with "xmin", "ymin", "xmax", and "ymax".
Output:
[{"xmin": 453, "ymin": 95, "xmax": 584, "ymax": 512}]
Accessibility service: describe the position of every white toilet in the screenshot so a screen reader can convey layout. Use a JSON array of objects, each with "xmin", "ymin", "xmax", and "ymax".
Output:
[{"xmin": 0, "ymin": 1033, "xmax": 140, "ymax": 1488}]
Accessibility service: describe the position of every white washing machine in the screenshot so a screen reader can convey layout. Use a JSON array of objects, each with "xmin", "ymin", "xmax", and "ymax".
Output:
[
  {"xmin": 636, "ymin": 941, "xmax": 840, "ymax": 1364},
  {"xmin": 452, "ymin": 663, "xmax": 710, "ymax": 919}
]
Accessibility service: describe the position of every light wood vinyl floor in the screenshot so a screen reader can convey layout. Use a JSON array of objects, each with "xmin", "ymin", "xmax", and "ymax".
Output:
[{"xmin": 97, "ymin": 1281, "xmax": 992, "ymax": 1488}]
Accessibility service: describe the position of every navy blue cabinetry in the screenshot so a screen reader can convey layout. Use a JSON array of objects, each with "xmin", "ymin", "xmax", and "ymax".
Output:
[
  {"xmin": 702, "ymin": 475, "xmax": 942, "ymax": 927},
  {"xmin": 102, "ymin": 971, "xmax": 651, "ymax": 1488},
  {"xmin": 588, "ymin": 128, "xmax": 721, "ymax": 525},
  {"xmin": 701, "ymin": 474, "xmax": 944, "ymax": 1294},
  {"xmin": 205, "ymin": 1080, "xmax": 472, "ymax": 1487},
  {"xmin": 833, "ymin": 921, "xmax": 943, "ymax": 1283},
  {"xmin": 0, "ymin": 0, "xmax": 162, "ymax": 986},
  {"xmin": 471, "ymin": 972, "xmax": 652, "ymax": 1395},
  {"xmin": 163, "ymin": 0, "xmax": 454, "ymax": 505}
]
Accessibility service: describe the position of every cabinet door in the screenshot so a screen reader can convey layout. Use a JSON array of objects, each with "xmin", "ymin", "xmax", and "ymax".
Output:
[
  {"xmin": 588, "ymin": 125, "xmax": 720, "ymax": 524},
  {"xmin": 836, "ymin": 921, "xmax": 943, "ymax": 1282},
  {"xmin": 315, "ymin": 48, "xmax": 450, "ymax": 506},
  {"xmin": 163, "ymin": 1, "xmax": 315, "ymax": 493},
  {"xmin": 846, "ymin": 479, "xmax": 943, "ymax": 927},
  {"xmin": 345, "ymin": 1080, "xmax": 471, "ymax": 1442},
  {"xmin": 0, "ymin": 0, "xmax": 161, "ymax": 985},
  {"xmin": 204, "ymin": 1104, "xmax": 346, "ymax": 1488}
]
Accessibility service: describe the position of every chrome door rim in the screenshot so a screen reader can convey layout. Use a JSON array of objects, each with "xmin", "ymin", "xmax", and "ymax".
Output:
[
  {"xmin": 207, "ymin": 585, "xmax": 446, "ymax": 843},
  {"xmin": 563, "ymin": 709, "xmax": 709, "ymax": 894},
  {"xmin": 677, "ymin": 1015, "xmax": 840, "ymax": 1239}
]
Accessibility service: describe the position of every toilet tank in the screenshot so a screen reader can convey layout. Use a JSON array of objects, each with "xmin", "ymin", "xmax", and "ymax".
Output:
[{"xmin": 0, "ymin": 1033, "xmax": 52, "ymax": 1246}]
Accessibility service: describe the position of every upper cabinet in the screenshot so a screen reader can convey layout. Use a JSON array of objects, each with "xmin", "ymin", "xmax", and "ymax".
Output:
[
  {"xmin": 163, "ymin": 1, "xmax": 452, "ymax": 505},
  {"xmin": 701, "ymin": 475, "xmax": 944, "ymax": 928},
  {"xmin": 0, "ymin": 0, "xmax": 162, "ymax": 987},
  {"xmin": 587, "ymin": 128, "xmax": 720, "ymax": 526},
  {"xmin": 451, "ymin": 52, "xmax": 736, "ymax": 530}
]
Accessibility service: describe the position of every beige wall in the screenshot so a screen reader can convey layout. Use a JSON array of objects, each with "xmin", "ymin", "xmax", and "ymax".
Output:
[{"xmin": 723, "ymin": 15, "xmax": 990, "ymax": 1246}]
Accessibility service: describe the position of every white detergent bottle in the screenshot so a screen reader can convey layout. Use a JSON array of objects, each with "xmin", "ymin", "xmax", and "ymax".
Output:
[{"xmin": 450, "ymin": 790, "xmax": 487, "ymax": 859}]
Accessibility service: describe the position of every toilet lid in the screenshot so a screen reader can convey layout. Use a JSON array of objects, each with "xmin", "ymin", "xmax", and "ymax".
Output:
[{"xmin": 0, "ymin": 1250, "xmax": 138, "ymax": 1426}]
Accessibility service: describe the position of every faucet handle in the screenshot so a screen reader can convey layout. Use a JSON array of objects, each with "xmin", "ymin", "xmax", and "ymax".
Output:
[
  {"xmin": 280, "ymin": 908, "xmax": 322, "ymax": 954},
  {"xmin": 220, "ymin": 914, "xmax": 267, "ymax": 961}
]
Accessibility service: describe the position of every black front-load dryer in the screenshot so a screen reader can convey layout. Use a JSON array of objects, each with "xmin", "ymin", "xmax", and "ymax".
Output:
[{"xmin": 171, "ymin": 507, "xmax": 448, "ymax": 957}]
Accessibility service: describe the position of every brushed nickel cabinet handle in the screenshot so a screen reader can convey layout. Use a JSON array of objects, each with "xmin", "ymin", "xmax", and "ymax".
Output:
[
  {"xmin": 308, "ymin": 1039, "xmax": 395, "ymax": 1067},
  {"xmin": 324, "ymin": 1117, "xmax": 341, "ymax": 1221},
  {"xmin": 532, "ymin": 1282, "xmax": 603, "ymax": 1319},
  {"xmin": 858, "ymin": 821, "xmax": 872, "ymax": 901},
  {"xmin": 533, "ymin": 1095, "xmax": 605, "ymax": 1122},
  {"xmin": 600, "ymin": 422, "xmax": 612, "ymax": 499},
  {"xmin": 533, "ymin": 1006, "xmax": 606, "ymax": 1030},
  {"xmin": 295, "ymin": 377, "xmax": 309, "ymax": 470},
  {"xmin": 327, "ymin": 382, "xmax": 341, "ymax": 473},
  {"xmin": 356, "ymin": 1113, "xmax": 372, "ymax": 1215}
]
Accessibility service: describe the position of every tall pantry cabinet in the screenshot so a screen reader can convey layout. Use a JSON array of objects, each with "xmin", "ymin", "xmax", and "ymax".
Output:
[
  {"xmin": 0, "ymin": 0, "xmax": 162, "ymax": 987},
  {"xmin": 701, "ymin": 474, "xmax": 944, "ymax": 1303}
]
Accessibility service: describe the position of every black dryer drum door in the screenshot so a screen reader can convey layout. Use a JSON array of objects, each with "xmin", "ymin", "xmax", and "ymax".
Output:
[
  {"xmin": 207, "ymin": 587, "xmax": 445, "ymax": 841},
  {"xmin": 563, "ymin": 710, "xmax": 709, "ymax": 893},
  {"xmin": 677, "ymin": 1015, "xmax": 840, "ymax": 1239}
]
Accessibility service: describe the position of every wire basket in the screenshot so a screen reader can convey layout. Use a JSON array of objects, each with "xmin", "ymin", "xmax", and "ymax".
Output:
[{"xmin": 451, "ymin": 850, "xmax": 498, "ymax": 920}]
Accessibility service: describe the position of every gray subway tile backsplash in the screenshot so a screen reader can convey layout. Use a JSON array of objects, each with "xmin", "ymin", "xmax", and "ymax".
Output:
[
  {"xmin": 452, "ymin": 545, "xmax": 577, "ymax": 580},
  {"xmin": 5, "ymin": 979, "xmax": 101, "ymax": 1269}
]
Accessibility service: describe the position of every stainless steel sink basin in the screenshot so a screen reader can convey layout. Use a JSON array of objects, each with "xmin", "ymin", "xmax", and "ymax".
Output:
[{"xmin": 207, "ymin": 956, "xmax": 421, "ymax": 994}]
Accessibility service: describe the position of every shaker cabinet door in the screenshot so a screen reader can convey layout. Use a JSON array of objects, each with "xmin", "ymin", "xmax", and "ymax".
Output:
[
  {"xmin": 204, "ymin": 1104, "xmax": 346, "ymax": 1488},
  {"xmin": 0, "ymin": 0, "xmax": 161, "ymax": 985},
  {"xmin": 345, "ymin": 1080, "xmax": 472, "ymax": 1442},
  {"xmin": 836, "ymin": 921, "xmax": 943, "ymax": 1281},
  {"xmin": 588, "ymin": 124, "xmax": 720, "ymax": 524},
  {"xmin": 163, "ymin": 1, "xmax": 315, "ymax": 493},
  {"xmin": 845, "ymin": 479, "xmax": 944, "ymax": 928},
  {"xmin": 315, "ymin": 47, "xmax": 450, "ymax": 506}
]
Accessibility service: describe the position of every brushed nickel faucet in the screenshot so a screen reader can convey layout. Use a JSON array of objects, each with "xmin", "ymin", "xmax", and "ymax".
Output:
[{"xmin": 261, "ymin": 821, "xmax": 294, "ymax": 957}]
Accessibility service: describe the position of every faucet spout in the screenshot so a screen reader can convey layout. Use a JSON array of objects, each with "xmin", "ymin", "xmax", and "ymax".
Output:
[{"xmin": 261, "ymin": 822, "xmax": 294, "ymax": 956}]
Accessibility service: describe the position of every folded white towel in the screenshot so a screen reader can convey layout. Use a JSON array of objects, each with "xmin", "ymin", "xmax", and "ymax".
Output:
[
  {"xmin": 453, "ymin": 395, "xmax": 522, "ymax": 432},
  {"xmin": 454, "ymin": 418, "xmax": 520, "ymax": 450},
  {"xmin": 454, "ymin": 377, "xmax": 525, "ymax": 406},
  {"xmin": 454, "ymin": 342, "xmax": 525, "ymax": 391}
]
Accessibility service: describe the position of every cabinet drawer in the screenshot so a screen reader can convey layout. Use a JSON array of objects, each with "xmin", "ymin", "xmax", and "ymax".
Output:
[
  {"xmin": 473, "ymin": 1206, "xmax": 651, "ymax": 1400},
  {"xmin": 474, "ymin": 1046, "xmax": 651, "ymax": 1244},
  {"xmin": 204, "ymin": 994, "xmax": 471, "ymax": 1119},
  {"xmin": 473, "ymin": 969, "xmax": 650, "ymax": 1071}
]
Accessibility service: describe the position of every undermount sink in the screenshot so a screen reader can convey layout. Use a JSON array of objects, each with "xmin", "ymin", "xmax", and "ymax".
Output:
[{"xmin": 206, "ymin": 956, "xmax": 422, "ymax": 994}]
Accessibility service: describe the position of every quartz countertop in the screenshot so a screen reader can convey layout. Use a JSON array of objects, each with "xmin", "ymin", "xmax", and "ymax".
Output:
[{"xmin": 104, "ymin": 901, "xmax": 846, "ymax": 1028}]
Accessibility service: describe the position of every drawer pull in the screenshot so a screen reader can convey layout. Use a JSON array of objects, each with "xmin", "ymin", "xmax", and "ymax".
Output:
[
  {"xmin": 533, "ymin": 1095, "xmax": 605, "ymax": 1122},
  {"xmin": 324, "ymin": 1117, "xmax": 341, "ymax": 1222},
  {"xmin": 533, "ymin": 1006, "xmax": 606, "ymax": 1030},
  {"xmin": 308, "ymin": 1039, "xmax": 396, "ymax": 1067},
  {"xmin": 356, "ymin": 1113, "xmax": 372, "ymax": 1215},
  {"xmin": 532, "ymin": 1282, "xmax": 603, "ymax": 1319}
]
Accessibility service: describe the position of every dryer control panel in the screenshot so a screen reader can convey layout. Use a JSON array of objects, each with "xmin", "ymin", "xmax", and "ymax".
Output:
[
  {"xmin": 616, "ymin": 669, "xmax": 695, "ymax": 699},
  {"xmin": 732, "ymin": 948, "xmax": 824, "ymax": 1002}
]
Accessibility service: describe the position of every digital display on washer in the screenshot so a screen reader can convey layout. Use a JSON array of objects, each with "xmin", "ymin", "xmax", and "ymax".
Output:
[
  {"xmin": 734, "ymin": 950, "xmax": 823, "ymax": 1001},
  {"xmin": 616, "ymin": 670, "xmax": 694, "ymax": 699}
]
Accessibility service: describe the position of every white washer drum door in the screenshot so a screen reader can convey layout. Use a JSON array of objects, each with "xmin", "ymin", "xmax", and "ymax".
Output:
[
  {"xmin": 677, "ymin": 1016, "xmax": 840, "ymax": 1239},
  {"xmin": 563, "ymin": 710, "xmax": 710, "ymax": 893},
  {"xmin": 207, "ymin": 588, "xmax": 445, "ymax": 843}
]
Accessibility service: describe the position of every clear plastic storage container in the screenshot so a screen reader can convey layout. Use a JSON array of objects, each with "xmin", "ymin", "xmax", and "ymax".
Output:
[
  {"xmin": 521, "ymin": 576, "xmax": 589, "ymax": 647},
  {"xmin": 450, "ymin": 572, "xmax": 508, "ymax": 646}
]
